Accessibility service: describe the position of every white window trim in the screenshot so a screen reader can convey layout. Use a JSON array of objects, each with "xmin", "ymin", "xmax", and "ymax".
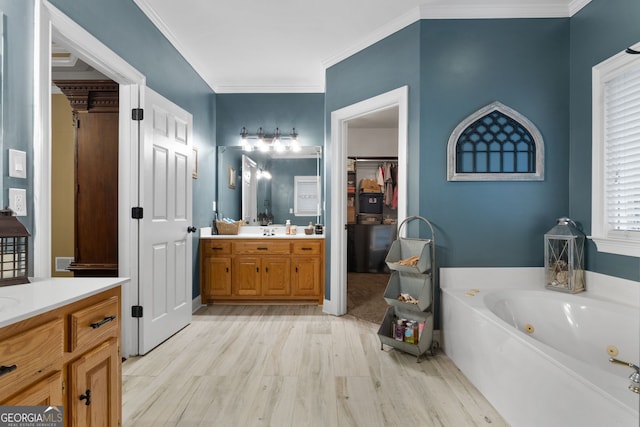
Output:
[{"xmin": 590, "ymin": 42, "xmax": 640, "ymax": 257}]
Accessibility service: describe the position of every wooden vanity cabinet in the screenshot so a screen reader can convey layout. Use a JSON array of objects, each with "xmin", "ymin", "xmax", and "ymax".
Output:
[
  {"xmin": 200, "ymin": 238, "xmax": 324, "ymax": 304},
  {"xmin": 0, "ymin": 286, "xmax": 121, "ymax": 427},
  {"xmin": 201, "ymin": 241, "xmax": 232, "ymax": 297}
]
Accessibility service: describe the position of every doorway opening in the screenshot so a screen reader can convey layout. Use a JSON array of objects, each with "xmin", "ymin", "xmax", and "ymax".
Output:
[
  {"xmin": 35, "ymin": 1, "xmax": 145, "ymax": 357},
  {"xmin": 327, "ymin": 86, "xmax": 408, "ymax": 317},
  {"xmin": 345, "ymin": 108, "xmax": 399, "ymax": 323}
]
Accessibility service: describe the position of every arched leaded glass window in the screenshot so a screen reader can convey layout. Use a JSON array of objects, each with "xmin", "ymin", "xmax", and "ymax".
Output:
[{"xmin": 447, "ymin": 102, "xmax": 544, "ymax": 181}]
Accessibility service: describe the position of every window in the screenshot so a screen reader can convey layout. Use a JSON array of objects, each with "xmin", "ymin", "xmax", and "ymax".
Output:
[
  {"xmin": 447, "ymin": 101, "xmax": 544, "ymax": 181},
  {"xmin": 294, "ymin": 176, "xmax": 320, "ymax": 216},
  {"xmin": 591, "ymin": 45, "xmax": 640, "ymax": 257}
]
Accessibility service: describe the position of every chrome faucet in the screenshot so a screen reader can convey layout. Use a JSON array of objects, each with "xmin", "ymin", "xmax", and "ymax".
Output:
[{"xmin": 609, "ymin": 357, "xmax": 640, "ymax": 394}]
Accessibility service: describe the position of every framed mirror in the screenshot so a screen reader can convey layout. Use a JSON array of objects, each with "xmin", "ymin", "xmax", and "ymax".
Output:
[{"xmin": 216, "ymin": 146, "xmax": 322, "ymax": 226}]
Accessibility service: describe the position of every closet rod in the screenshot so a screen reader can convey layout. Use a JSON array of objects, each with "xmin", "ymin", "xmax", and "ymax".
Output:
[{"xmin": 352, "ymin": 157, "xmax": 398, "ymax": 163}]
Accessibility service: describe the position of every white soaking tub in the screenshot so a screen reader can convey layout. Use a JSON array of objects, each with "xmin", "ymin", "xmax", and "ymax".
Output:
[{"xmin": 441, "ymin": 268, "xmax": 640, "ymax": 427}]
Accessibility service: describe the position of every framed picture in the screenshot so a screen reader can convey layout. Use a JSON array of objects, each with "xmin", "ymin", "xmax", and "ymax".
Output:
[
  {"xmin": 192, "ymin": 146, "xmax": 199, "ymax": 179},
  {"xmin": 228, "ymin": 165, "xmax": 236, "ymax": 189}
]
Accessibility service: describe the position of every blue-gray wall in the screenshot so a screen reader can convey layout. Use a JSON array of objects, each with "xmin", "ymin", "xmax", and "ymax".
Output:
[
  {"xmin": 569, "ymin": 0, "xmax": 640, "ymax": 281},
  {"xmin": 1, "ymin": 0, "xmax": 217, "ymax": 298},
  {"xmin": 325, "ymin": 23, "xmax": 422, "ymax": 300},
  {"xmin": 1, "ymin": 0, "xmax": 35, "ymax": 246},
  {"xmin": 419, "ymin": 18, "xmax": 570, "ymax": 268},
  {"xmin": 215, "ymin": 93, "xmax": 325, "ymax": 222},
  {"xmin": 2, "ymin": 0, "xmax": 638, "ymax": 304}
]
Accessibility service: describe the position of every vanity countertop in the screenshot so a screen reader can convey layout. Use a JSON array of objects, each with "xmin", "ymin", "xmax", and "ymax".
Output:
[
  {"xmin": 199, "ymin": 226, "xmax": 325, "ymax": 239},
  {"xmin": 0, "ymin": 277, "xmax": 129, "ymax": 328}
]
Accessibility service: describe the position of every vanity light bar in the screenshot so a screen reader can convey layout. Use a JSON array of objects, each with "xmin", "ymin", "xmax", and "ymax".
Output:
[{"xmin": 240, "ymin": 127, "xmax": 299, "ymax": 152}]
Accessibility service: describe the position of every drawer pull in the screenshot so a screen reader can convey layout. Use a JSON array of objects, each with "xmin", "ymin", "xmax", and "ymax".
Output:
[
  {"xmin": 257, "ymin": 247, "xmax": 268, "ymax": 250},
  {"xmin": 80, "ymin": 389, "xmax": 91, "ymax": 406},
  {"xmin": 301, "ymin": 247, "xmax": 312, "ymax": 250},
  {"xmin": 211, "ymin": 247, "xmax": 223, "ymax": 250},
  {"xmin": 0, "ymin": 364, "xmax": 17, "ymax": 377},
  {"xmin": 90, "ymin": 315, "xmax": 116, "ymax": 329}
]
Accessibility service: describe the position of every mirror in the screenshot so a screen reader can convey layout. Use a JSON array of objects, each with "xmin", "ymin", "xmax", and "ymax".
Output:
[{"xmin": 216, "ymin": 146, "xmax": 323, "ymax": 226}]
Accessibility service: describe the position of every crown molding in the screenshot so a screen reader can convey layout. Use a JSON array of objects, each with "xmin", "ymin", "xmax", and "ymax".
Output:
[
  {"xmin": 132, "ymin": 0, "xmax": 218, "ymax": 93},
  {"xmin": 322, "ymin": 7, "xmax": 422, "ymax": 69},
  {"xmin": 212, "ymin": 83, "xmax": 325, "ymax": 94},
  {"xmin": 135, "ymin": 0, "xmax": 592, "ymax": 94}
]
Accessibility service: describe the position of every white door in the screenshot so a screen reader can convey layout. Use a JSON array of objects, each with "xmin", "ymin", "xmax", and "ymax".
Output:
[
  {"xmin": 139, "ymin": 87, "xmax": 193, "ymax": 354},
  {"xmin": 242, "ymin": 155, "xmax": 258, "ymax": 224}
]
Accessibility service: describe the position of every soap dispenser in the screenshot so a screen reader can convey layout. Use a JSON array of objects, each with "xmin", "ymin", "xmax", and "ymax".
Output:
[{"xmin": 285, "ymin": 219, "xmax": 291, "ymax": 235}]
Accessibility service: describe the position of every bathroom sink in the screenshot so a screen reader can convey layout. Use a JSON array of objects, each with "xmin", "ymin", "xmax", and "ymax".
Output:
[{"xmin": 0, "ymin": 296, "xmax": 19, "ymax": 312}]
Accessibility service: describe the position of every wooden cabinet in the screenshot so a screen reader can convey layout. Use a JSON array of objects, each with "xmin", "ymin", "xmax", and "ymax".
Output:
[
  {"xmin": 54, "ymin": 80, "xmax": 119, "ymax": 277},
  {"xmin": 201, "ymin": 241, "xmax": 232, "ymax": 297},
  {"xmin": 0, "ymin": 286, "xmax": 121, "ymax": 427},
  {"xmin": 200, "ymin": 238, "xmax": 324, "ymax": 304},
  {"xmin": 69, "ymin": 339, "xmax": 120, "ymax": 427}
]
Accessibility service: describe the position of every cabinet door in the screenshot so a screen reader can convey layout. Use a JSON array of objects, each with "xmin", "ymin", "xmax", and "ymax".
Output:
[
  {"xmin": 233, "ymin": 256, "xmax": 261, "ymax": 296},
  {"xmin": 3, "ymin": 371, "xmax": 63, "ymax": 407},
  {"xmin": 202, "ymin": 256, "xmax": 232, "ymax": 298},
  {"xmin": 69, "ymin": 339, "xmax": 120, "ymax": 427},
  {"xmin": 262, "ymin": 256, "xmax": 291, "ymax": 296},
  {"xmin": 292, "ymin": 256, "xmax": 321, "ymax": 296}
]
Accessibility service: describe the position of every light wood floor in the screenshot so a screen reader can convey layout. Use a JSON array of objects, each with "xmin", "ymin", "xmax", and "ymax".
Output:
[{"xmin": 122, "ymin": 305, "xmax": 507, "ymax": 427}]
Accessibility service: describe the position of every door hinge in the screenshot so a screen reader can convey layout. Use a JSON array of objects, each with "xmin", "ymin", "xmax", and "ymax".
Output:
[
  {"xmin": 131, "ymin": 207, "xmax": 143, "ymax": 219},
  {"xmin": 131, "ymin": 108, "xmax": 144, "ymax": 121},
  {"xmin": 131, "ymin": 305, "xmax": 143, "ymax": 318}
]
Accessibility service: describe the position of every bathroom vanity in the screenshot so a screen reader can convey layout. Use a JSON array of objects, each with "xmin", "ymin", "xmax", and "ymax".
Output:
[
  {"xmin": 200, "ymin": 227, "xmax": 324, "ymax": 305},
  {"xmin": 0, "ymin": 277, "xmax": 127, "ymax": 426}
]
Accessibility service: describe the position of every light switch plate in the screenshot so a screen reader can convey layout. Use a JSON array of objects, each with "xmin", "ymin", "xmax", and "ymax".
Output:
[
  {"xmin": 8, "ymin": 149, "xmax": 27, "ymax": 179},
  {"xmin": 8, "ymin": 188, "xmax": 27, "ymax": 216}
]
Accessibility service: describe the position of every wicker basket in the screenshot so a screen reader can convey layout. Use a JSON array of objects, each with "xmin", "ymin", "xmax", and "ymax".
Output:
[{"xmin": 216, "ymin": 220, "xmax": 242, "ymax": 235}]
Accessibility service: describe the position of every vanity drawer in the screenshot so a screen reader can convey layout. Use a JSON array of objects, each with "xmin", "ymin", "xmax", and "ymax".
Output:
[
  {"xmin": 292, "ymin": 241, "xmax": 322, "ymax": 255},
  {"xmin": 202, "ymin": 241, "xmax": 232, "ymax": 255},
  {"xmin": 69, "ymin": 295, "xmax": 120, "ymax": 352},
  {"xmin": 233, "ymin": 241, "xmax": 291, "ymax": 255},
  {"xmin": 0, "ymin": 318, "xmax": 64, "ymax": 401}
]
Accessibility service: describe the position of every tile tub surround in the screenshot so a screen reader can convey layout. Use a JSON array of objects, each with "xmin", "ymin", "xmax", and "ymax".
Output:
[{"xmin": 440, "ymin": 267, "xmax": 640, "ymax": 427}]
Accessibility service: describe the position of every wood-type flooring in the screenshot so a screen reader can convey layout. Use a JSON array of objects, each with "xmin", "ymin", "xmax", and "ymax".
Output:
[{"xmin": 122, "ymin": 305, "xmax": 507, "ymax": 426}]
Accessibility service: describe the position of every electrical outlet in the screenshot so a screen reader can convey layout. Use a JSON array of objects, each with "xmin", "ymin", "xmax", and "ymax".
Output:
[
  {"xmin": 213, "ymin": 201, "xmax": 217, "ymax": 212},
  {"xmin": 8, "ymin": 188, "xmax": 27, "ymax": 216}
]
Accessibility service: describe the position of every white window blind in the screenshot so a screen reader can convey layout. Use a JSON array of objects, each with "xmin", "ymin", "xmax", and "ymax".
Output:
[{"xmin": 604, "ymin": 65, "xmax": 640, "ymax": 232}]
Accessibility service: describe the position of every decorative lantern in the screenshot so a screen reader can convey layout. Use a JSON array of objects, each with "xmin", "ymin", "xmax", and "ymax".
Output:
[
  {"xmin": 544, "ymin": 217, "xmax": 585, "ymax": 293},
  {"xmin": 0, "ymin": 209, "xmax": 30, "ymax": 286}
]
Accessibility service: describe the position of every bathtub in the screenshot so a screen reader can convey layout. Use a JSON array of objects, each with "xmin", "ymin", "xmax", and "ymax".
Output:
[{"xmin": 441, "ymin": 268, "xmax": 640, "ymax": 427}]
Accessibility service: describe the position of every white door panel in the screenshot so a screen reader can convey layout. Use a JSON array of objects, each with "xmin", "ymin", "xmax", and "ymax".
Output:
[{"xmin": 139, "ymin": 88, "xmax": 193, "ymax": 354}]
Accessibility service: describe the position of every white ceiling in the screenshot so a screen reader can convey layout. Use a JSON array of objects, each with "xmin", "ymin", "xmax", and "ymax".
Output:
[{"xmin": 134, "ymin": 0, "xmax": 590, "ymax": 94}]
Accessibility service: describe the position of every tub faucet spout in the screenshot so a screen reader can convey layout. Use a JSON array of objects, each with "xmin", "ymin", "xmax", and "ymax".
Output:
[{"xmin": 609, "ymin": 357, "xmax": 640, "ymax": 394}]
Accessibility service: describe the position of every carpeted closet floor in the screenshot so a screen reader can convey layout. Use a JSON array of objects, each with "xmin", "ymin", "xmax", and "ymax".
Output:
[{"xmin": 346, "ymin": 272, "xmax": 391, "ymax": 324}]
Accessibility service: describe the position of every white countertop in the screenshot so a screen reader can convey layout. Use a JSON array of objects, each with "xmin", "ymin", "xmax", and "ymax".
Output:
[
  {"xmin": 0, "ymin": 277, "xmax": 129, "ymax": 328},
  {"xmin": 199, "ymin": 226, "xmax": 325, "ymax": 239}
]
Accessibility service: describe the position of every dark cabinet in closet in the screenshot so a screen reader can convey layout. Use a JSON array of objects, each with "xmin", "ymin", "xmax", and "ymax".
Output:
[{"xmin": 54, "ymin": 80, "xmax": 119, "ymax": 277}]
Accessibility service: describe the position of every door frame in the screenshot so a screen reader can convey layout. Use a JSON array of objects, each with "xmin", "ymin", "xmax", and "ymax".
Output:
[
  {"xmin": 35, "ymin": 0, "xmax": 145, "ymax": 357},
  {"xmin": 325, "ymin": 86, "xmax": 408, "ymax": 316}
]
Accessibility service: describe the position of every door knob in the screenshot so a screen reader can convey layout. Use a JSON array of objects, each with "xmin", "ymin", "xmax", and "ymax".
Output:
[{"xmin": 187, "ymin": 226, "xmax": 197, "ymax": 233}]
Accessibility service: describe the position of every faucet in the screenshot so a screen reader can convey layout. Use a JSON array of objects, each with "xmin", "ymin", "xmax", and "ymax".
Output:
[{"xmin": 609, "ymin": 357, "xmax": 640, "ymax": 394}]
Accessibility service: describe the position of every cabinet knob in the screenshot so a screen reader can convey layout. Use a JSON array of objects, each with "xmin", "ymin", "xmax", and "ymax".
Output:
[{"xmin": 80, "ymin": 389, "xmax": 91, "ymax": 406}]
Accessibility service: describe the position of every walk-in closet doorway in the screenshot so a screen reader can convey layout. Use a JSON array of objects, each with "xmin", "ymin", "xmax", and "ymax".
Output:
[{"xmin": 327, "ymin": 86, "xmax": 408, "ymax": 317}]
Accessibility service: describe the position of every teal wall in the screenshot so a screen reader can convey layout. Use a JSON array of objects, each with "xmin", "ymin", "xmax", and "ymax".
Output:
[
  {"xmin": 0, "ymin": 0, "xmax": 217, "ymax": 298},
  {"xmin": 419, "ymin": 18, "xmax": 570, "ymax": 268},
  {"xmin": 325, "ymin": 23, "xmax": 422, "ymax": 299},
  {"xmin": 215, "ymin": 93, "xmax": 325, "ymax": 223},
  {"xmin": 1, "ymin": 0, "xmax": 35, "ymax": 244},
  {"xmin": 569, "ymin": 0, "xmax": 640, "ymax": 280},
  {"xmin": 1, "ymin": 0, "xmax": 637, "ymax": 304}
]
